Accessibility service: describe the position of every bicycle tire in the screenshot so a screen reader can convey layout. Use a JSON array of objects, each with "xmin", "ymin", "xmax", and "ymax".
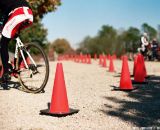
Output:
[{"xmin": 16, "ymin": 43, "xmax": 49, "ymax": 93}]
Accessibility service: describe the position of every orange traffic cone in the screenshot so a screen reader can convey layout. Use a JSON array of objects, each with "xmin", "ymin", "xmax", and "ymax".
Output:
[
  {"xmin": 87, "ymin": 54, "xmax": 91, "ymax": 64},
  {"xmin": 132, "ymin": 55, "xmax": 138, "ymax": 77},
  {"xmin": 132, "ymin": 54, "xmax": 147, "ymax": 84},
  {"xmin": 99, "ymin": 55, "xmax": 102, "ymax": 65},
  {"xmin": 102, "ymin": 57, "xmax": 107, "ymax": 68},
  {"xmin": 94, "ymin": 54, "xmax": 97, "ymax": 60},
  {"xmin": 40, "ymin": 63, "xmax": 79, "ymax": 117},
  {"xmin": 113, "ymin": 56, "xmax": 136, "ymax": 91},
  {"xmin": 140, "ymin": 55, "xmax": 148, "ymax": 78},
  {"xmin": 109, "ymin": 56, "xmax": 115, "ymax": 72}
]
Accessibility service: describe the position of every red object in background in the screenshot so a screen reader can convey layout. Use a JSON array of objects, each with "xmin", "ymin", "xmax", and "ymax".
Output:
[
  {"xmin": 119, "ymin": 56, "xmax": 133, "ymax": 90},
  {"xmin": 109, "ymin": 56, "xmax": 115, "ymax": 72},
  {"xmin": 134, "ymin": 54, "xmax": 146, "ymax": 83},
  {"xmin": 133, "ymin": 55, "xmax": 138, "ymax": 76},
  {"xmin": 102, "ymin": 57, "xmax": 107, "ymax": 68},
  {"xmin": 94, "ymin": 54, "xmax": 97, "ymax": 60}
]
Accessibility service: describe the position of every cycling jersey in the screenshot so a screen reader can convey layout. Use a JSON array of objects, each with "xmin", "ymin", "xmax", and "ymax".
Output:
[
  {"xmin": 0, "ymin": 0, "xmax": 29, "ymax": 15},
  {"xmin": 2, "ymin": 7, "xmax": 33, "ymax": 38},
  {"xmin": 0, "ymin": 0, "xmax": 33, "ymax": 39}
]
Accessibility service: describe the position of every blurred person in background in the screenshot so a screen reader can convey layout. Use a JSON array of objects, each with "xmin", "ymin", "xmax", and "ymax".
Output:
[
  {"xmin": 151, "ymin": 38, "xmax": 159, "ymax": 61},
  {"xmin": 138, "ymin": 32, "xmax": 149, "ymax": 56}
]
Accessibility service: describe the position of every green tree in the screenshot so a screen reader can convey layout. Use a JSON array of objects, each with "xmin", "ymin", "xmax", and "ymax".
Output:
[
  {"xmin": 79, "ymin": 25, "xmax": 118, "ymax": 56},
  {"xmin": 142, "ymin": 23, "xmax": 157, "ymax": 40},
  {"xmin": 20, "ymin": 22, "xmax": 48, "ymax": 45},
  {"xmin": 51, "ymin": 38, "xmax": 74, "ymax": 54},
  {"xmin": 122, "ymin": 27, "xmax": 141, "ymax": 53},
  {"xmin": 98, "ymin": 25, "xmax": 117, "ymax": 54},
  {"xmin": 77, "ymin": 24, "xmax": 159, "ymax": 56},
  {"xmin": 28, "ymin": 0, "xmax": 61, "ymax": 22},
  {"xmin": 115, "ymin": 34, "xmax": 126, "ymax": 56}
]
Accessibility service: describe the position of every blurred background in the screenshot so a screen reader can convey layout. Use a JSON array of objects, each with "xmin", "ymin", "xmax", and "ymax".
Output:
[{"xmin": 8, "ymin": 0, "xmax": 160, "ymax": 60}]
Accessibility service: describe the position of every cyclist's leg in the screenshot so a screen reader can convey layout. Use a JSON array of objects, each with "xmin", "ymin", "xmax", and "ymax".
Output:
[{"xmin": 0, "ymin": 36, "xmax": 11, "ymax": 82}]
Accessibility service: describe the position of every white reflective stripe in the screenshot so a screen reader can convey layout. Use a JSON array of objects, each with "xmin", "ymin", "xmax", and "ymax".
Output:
[
  {"xmin": 23, "ymin": 7, "xmax": 29, "ymax": 16},
  {"xmin": 23, "ymin": 7, "xmax": 33, "ymax": 22},
  {"xmin": 8, "ymin": 7, "xmax": 29, "ymax": 16}
]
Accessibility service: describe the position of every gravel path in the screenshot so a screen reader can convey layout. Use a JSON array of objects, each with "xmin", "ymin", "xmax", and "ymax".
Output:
[{"xmin": 0, "ymin": 60, "xmax": 160, "ymax": 130}]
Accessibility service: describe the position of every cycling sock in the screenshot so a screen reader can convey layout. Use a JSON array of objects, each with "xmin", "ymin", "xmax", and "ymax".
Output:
[{"xmin": 0, "ymin": 36, "xmax": 11, "ymax": 74}]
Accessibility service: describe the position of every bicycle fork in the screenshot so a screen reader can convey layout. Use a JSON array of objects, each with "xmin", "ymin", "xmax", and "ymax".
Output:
[{"xmin": 15, "ymin": 37, "xmax": 37, "ymax": 76}]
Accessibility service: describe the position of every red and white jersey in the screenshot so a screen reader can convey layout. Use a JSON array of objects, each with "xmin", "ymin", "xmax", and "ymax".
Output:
[{"xmin": 2, "ymin": 7, "xmax": 33, "ymax": 39}]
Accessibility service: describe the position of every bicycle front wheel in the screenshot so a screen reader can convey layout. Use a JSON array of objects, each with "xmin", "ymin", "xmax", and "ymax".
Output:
[{"xmin": 17, "ymin": 43, "xmax": 49, "ymax": 93}]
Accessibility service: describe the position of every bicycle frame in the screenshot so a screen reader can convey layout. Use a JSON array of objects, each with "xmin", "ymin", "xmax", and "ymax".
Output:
[{"xmin": 15, "ymin": 37, "xmax": 37, "ymax": 69}]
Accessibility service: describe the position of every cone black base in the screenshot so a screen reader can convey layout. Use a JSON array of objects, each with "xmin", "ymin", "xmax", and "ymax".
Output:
[
  {"xmin": 145, "ymin": 75, "xmax": 155, "ymax": 79},
  {"xmin": 132, "ymin": 80, "xmax": 148, "ymax": 84},
  {"xmin": 114, "ymin": 75, "xmax": 121, "ymax": 78},
  {"xmin": 112, "ymin": 86, "xmax": 138, "ymax": 92},
  {"xmin": 40, "ymin": 108, "xmax": 79, "ymax": 117},
  {"xmin": 108, "ymin": 70, "xmax": 116, "ymax": 73},
  {"xmin": 40, "ymin": 103, "xmax": 79, "ymax": 117}
]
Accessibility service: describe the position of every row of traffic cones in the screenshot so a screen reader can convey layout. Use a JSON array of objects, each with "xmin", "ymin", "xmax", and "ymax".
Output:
[
  {"xmin": 40, "ymin": 56, "xmax": 116, "ymax": 117},
  {"xmin": 59, "ymin": 54, "xmax": 92, "ymax": 64},
  {"xmin": 58, "ymin": 54, "xmax": 117, "ymax": 62},
  {"xmin": 40, "ymin": 53, "xmax": 148, "ymax": 118},
  {"xmin": 99, "ymin": 56, "xmax": 116, "ymax": 72},
  {"xmin": 41, "ymin": 55, "xmax": 115, "ymax": 117},
  {"xmin": 58, "ymin": 53, "xmax": 117, "ymax": 73},
  {"xmin": 114, "ymin": 53, "xmax": 148, "ymax": 91}
]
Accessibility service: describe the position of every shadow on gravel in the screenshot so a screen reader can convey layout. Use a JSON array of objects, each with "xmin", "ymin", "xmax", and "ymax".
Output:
[
  {"xmin": 0, "ymin": 81, "xmax": 21, "ymax": 91},
  {"xmin": 101, "ymin": 76, "xmax": 160, "ymax": 127}
]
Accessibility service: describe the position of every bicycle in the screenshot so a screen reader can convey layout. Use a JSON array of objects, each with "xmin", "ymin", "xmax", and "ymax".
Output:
[{"xmin": 0, "ymin": 20, "xmax": 49, "ymax": 93}]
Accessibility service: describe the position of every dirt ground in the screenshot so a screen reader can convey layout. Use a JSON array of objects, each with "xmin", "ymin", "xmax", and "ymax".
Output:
[{"xmin": 0, "ymin": 59, "xmax": 160, "ymax": 130}]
